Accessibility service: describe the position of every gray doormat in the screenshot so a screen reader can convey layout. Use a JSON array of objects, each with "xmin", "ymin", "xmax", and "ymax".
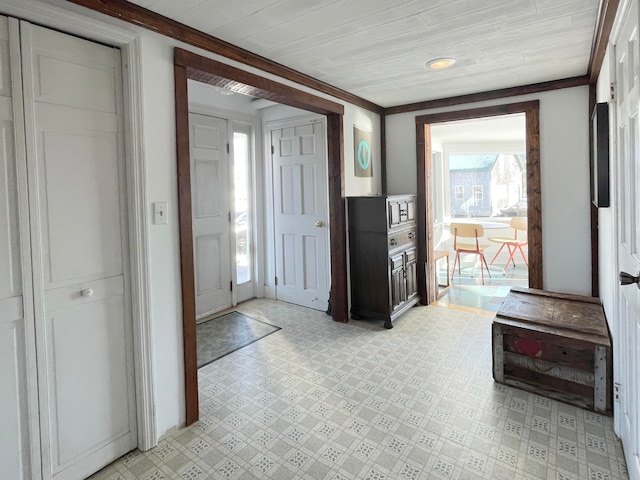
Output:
[{"xmin": 196, "ymin": 311, "xmax": 281, "ymax": 368}]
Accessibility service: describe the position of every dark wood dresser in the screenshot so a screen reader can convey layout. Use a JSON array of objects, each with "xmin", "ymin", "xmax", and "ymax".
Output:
[{"xmin": 348, "ymin": 195, "xmax": 419, "ymax": 328}]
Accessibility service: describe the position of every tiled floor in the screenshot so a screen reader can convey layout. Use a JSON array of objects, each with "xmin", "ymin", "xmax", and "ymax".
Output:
[{"xmin": 90, "ymin": 299, "xmax": 628, "ymax": 480}]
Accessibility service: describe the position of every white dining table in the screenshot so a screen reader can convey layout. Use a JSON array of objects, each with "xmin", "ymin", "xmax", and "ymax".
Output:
[{"xmin": 445, "ymin": 220, "xmax": 509, "ymax": 230}]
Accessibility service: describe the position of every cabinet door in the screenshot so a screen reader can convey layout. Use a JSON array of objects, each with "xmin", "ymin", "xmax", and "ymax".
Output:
[
  {"xmin": 390, "ymin": 253, "xmax": 406, "ymax": 310},
  {"xmin": 406, "ymin": 197, "xmax": 415, "ymax": 222},
  {"xmin": 405, "ymin": 248, "xmax": 418, "ymax": 299},
  {"xmin": 388, "ymin": 199, "xmax": 401, "ymax": 228}
]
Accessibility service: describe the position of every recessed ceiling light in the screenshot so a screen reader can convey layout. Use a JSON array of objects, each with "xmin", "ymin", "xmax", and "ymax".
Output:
[
  {"xmin": 427, "ymin": 58, "xmax": 456, "ymax": 70},
  {"xmin": 217, "ymin": 88, "xmax": 234, "ymax": 96}
]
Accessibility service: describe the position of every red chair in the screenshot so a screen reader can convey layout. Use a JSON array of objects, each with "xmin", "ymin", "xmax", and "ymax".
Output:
[{"xmin": 488, "ymin": 217, "xmax": 528, "ymax": 272}]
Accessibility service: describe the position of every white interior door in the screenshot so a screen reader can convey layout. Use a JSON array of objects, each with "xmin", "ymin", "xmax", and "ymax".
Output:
[
  {"xmin": 190, "ymin": 113, "xmax": 232, "ymax": 318},
  {"xmin": 272, "ymin": 120, "xmax": 329, "ymax": 310},
  {"xmin": 21, "ymin": 22, "xmax": 136, "ymax": 480},
  {"xmin": 0, "ymin": 16, "xmax": 37, "ymax": 480},
  {"xmin": 614, "ymin": 1, "xmax": 640, "ymax": 478}
]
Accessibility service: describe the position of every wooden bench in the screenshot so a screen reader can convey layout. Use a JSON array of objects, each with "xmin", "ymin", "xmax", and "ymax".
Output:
[{"xmin": 492, "ymin": 287, "xmax": 612, "ymax": 414}]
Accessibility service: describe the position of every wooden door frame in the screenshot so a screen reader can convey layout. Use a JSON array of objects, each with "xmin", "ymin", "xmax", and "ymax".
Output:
[
  {"xmin": 415, "ymin": 101, "xmax": 542, "ymax": 304},
  {"xmin": 174, "ymin": 48, "xmax": 348, "ymax": 425}
]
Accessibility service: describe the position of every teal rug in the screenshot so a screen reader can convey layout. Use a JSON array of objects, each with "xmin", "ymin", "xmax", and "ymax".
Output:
[{"xmin": 196, "ymin": 311, "xmax": 280, "ymax": 368}]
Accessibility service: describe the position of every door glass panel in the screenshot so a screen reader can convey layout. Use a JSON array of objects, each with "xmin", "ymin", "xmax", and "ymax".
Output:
[
  {"xmin": 234, "ymin": 131, "xmax": 251, "ymax": 284},
  {"xmin": 620, "ymin": 124, "xmax": 628, "ymax": 244},
  {"xmin": 619, "ymin": 56, "xmax": 626, "ymax": 104},
  {"xmin": 629, "ymin": 38, "xmax": 636, "ymax": 91},
  {"xmin": 633, "ymin": 116, "xmax": 640, "ymax": 256}
]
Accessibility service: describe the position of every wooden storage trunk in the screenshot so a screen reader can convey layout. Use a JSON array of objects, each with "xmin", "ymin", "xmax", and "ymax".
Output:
[{"xmin": 492, "ymin": 287, "xmax": 612, "ymax": 414}]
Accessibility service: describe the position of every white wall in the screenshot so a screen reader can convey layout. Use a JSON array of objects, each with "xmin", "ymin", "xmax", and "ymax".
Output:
[
  {"xmin": 386, "ymin": 86, "xmax": 592, "ymax": 296},
  {"xmin": 139, "ymin": 31, "xmax": 185, "ymax": 438},
  {"xmin": 596, "ymin": 47, "xmax": 617, "ymax": 329}
]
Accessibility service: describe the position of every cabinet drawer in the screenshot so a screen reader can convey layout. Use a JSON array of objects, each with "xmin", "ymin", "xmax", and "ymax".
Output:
[
  {"xmin": 388, "ymin": 230, "xmax": 415, "ymax": 249},
  {"xmin": 388, "ymin": 196, "xmax": 416, "ymax": 228}
]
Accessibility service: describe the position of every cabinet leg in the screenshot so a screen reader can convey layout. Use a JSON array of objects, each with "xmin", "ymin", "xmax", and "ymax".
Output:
[{"xmin": 384, "ymin": 319, "xmax": 393, "ymax": 329}]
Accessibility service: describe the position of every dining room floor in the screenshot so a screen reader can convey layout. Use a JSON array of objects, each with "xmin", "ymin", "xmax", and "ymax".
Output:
[{"xmin": 435, "ymin": 255, "xmax": 529, "ymax": 313}]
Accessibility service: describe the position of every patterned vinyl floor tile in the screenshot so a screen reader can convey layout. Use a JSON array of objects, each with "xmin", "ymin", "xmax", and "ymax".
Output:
[{"xmin": 89, "ymin": 299, "xmax": 628, "ymax": 480}]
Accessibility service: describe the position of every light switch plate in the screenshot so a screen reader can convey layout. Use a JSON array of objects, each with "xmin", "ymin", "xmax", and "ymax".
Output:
[{"xmin": 153, "ymin": 202, "xmax": 168, "ymax": 225}]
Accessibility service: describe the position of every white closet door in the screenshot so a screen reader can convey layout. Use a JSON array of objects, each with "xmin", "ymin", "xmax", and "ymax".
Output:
[
  {"xmin": 0, "ymin": 16, "xmax": 37, "ymax": 480},
  {"xmin": 21, "ymin": 22, "xmax": 136, "ymax": 480}
]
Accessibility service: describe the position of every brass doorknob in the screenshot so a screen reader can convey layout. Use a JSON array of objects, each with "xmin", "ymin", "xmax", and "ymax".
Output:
[
  {"xmin": 315, "ymin": 220, "xmax": 324, "ymax": 227},
  {"xmin": 620, "ymin": 271, "xmax": 640, "ymax": 289}
]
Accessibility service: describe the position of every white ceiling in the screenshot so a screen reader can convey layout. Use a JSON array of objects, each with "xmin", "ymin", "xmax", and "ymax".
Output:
[{"xmin": 127, "ymin": 0, "xmax": 600, "ymax": 108}]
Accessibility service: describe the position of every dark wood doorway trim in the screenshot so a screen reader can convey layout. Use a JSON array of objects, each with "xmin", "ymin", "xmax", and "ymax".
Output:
[
  {"xmin": 174, "ymin": 48, "xmax": 348, "ymax": 425},
  {"xmin": 415, "ymin": 101, "xmax": 542, "ymax": 304}
]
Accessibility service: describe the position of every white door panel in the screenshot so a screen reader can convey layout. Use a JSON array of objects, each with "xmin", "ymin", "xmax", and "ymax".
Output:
[
  {"xmin": 0, "ymin": 95, "xmax": 21, "ymax": 296},
  {"xmin": 22, "ymin": 21, "xmax": 135, "ymax": 480},
  {"xmin": 37, "ymin": 127, "xmax": 122, "ymax": 287},
  {"xmin": 614, "ymin": 1, "xmax": 640, "ymax": 477},
  {"xmin": 28, "ymin": 26, "xmax": 117, "ymax": 114},
  {"xmin": 272, "ymin": 120, "xmax": 329, "ymax": 310},
  {"xmin": 190, "ymin": 113, "xmax": 232, "ymax": 317},
  {"xmin": 0, "ymin": 299, "xmax": 31, "ymax": 480},
  {"xmin": 0, "ymin": 16, "xmax": 34, "ymax": 480},
  {"xmin": 195, "ymin": 234, "xmax": 223, "ymax": 292},
  {"xmin": 46, "ymin": 291, "xmax": 129, "ymax": 467}
]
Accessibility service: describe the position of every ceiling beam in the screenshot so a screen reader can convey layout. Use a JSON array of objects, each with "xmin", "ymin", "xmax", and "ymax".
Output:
[
  {"xmin": 175, "ymin": 48, "xmax": 344, "ymax": 115},
  {"xmin": 588, "ymin": 0, "xmax": 620, "ymax": 85},
  {"xmin": 65, "ymin": 0, "xmax": 384, "ymax": 114},
  {"xmin": 384, "ymin": 76, "xmax": 589, "ymax": 116}
]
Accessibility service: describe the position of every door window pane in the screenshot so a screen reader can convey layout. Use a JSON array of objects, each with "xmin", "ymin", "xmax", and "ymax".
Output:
[{"xmin": 234, "ymin": 131, "xmax": 251, "ymax": 284}]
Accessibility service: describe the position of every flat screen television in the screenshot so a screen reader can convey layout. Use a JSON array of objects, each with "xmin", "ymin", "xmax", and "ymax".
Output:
[{"xmin": 591, "ymin": 102, "xmax": 610, "ymax": 208}]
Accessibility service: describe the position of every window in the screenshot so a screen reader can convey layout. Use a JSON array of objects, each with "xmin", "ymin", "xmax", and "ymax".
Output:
[
  {"xmin": 473, "ymin": 185, "xmax": 483, "ymax": 201},
  {"xmin": 454, "ymin": 185, "xmax": 464, "ymax": 199},
  {"xmin": 234, "ymin": 130, "xmax": 251, "ymax": 284}
]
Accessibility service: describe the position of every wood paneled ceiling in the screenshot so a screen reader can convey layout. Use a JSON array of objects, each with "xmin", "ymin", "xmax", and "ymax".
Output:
[{"xmin": 127, "ymin": 0, "xmax": 600, "ymax": 108}]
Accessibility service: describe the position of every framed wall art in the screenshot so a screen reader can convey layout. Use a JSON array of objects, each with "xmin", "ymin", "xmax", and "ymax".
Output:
[{"xmin": 354, "ymin": 126, "xmax": 373, "ymax": 177}]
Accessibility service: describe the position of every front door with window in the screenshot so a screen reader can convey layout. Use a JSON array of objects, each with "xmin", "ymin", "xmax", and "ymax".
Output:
[{"xmin": 189, "ymin": 113, "xmax": 232, "ymax": 318}]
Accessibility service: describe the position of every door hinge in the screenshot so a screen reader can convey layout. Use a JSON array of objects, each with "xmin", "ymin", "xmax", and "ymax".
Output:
[
  {"xmin": 227, "ymin": 143, "xmax": 230, "ymax": 154},
  {"xmin": 230, "ymin": 281, "xmax": 233, "ymax": 292},
  {"xmin": 610, "ymin": 82, "xmax": 616, "ymax": 102},
  {"xmin": 614, "ymin": 382, "xmax": 621, "ymax": 401},
  {"xmin": 229, "ymin": 211, "xmax": 231, "ymax": 223},
  {"xmin": 271, "ymin": 145, "xmax": 275, "ymax": 155},
  {"xmin": 275, "ymin": 276, "xmax": 278, "ymax": 286}
]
